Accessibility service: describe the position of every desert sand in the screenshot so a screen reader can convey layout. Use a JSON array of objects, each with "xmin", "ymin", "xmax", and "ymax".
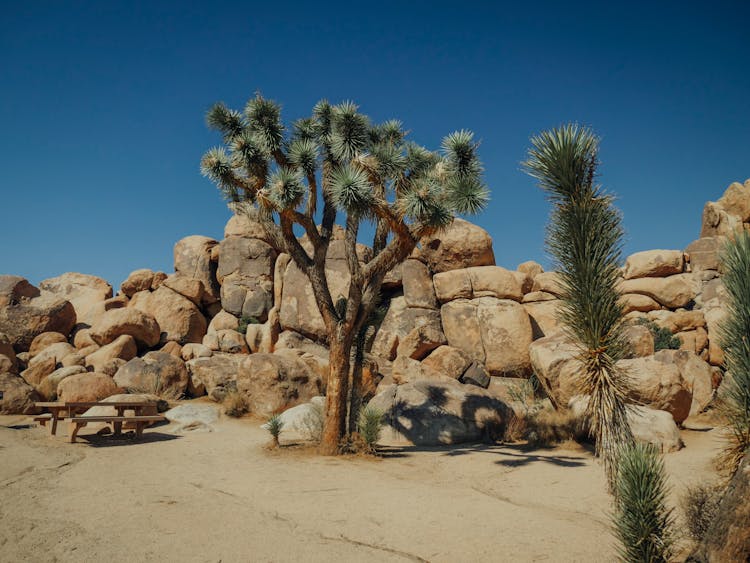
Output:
[{"xmin": 0, "ymin": 412, "xmax": 722, "ymax": 562}]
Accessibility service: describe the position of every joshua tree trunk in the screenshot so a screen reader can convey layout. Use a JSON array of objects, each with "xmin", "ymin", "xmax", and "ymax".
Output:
[{"xmin": 321, "ymin": 328, "xmax": 354, "ymax": 454}]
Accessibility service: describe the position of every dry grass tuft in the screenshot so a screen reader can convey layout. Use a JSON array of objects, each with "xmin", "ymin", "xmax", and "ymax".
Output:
[{"xmin": 223, "ymin": 391, "xmax": 249, "ymax": 418}]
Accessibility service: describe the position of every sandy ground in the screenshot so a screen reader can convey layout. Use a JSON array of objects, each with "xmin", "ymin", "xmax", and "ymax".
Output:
[{"xmin": 0, "ymin": 411, "xmax": 723, "ymax": 563}]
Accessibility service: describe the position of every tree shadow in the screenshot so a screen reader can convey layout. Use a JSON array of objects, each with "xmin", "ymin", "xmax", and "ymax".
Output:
[{"xmin": 79, "ymin": 431, "xmax": 181, "ymax": 448}]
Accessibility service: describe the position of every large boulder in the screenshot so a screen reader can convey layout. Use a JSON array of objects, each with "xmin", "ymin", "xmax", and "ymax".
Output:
[
  {"xmin": 84, "ymin": 335, "xmax": 137, "ymax": 372},
  {"xmin": 57, "ymin": 372, "xmax": 120, "ymax": 403},
  {"xmin": 173, "ymin": 235, "xmax": 220, "ymax": 305},
  {"xmin": 217, "ymin": 236, "xmax": 276, "ymax": 321},
  {"xmin": 402, "ymin": 259, "xmax": 438, "ymax": 309},
  {"xmin": 29, "ymin": 332, "xmax": 68, "ymax": 359},
  {"xmin": 278, "ymin": 239, "xmax": 369, "ymax": 341},
  {"xmin": 415, "ymin": 218, "xmax": 495, "ymax": 273},
  {"xmin": 370, "ymin": 296, "xmax": 442, "ymax": 361},
  {"xmin": 89, "ymin": 307, "xmax": 160, "ymax": 348},
  {"xmin": 619, "ymin": 355, "xmax": 692, "ymax": 423},
  {"xmin": 120, "ymin": 269, "xmax": 167, "ymax": 297},
  {"xmin": 529, "ymin": 334, "xmax": 581, "ymax": 408},
  {"xmin": 113, "ymin": 352, "xmax": 189, "ymax": 399},
  {"xmin": 623, "ymin": 250, "xmax": 685, "ymax": 279},
  {"xmin": 570, "ymin": 396, "xmax": 683, "ymax": 453},
  {"xmin": 185, "ymin": 353, "xmax": 245, "ymax": 399},
  {"xmin": 654, "ymin": 349, "xmax": 714, "ymax": 416},
  {"xmin": 523, "ymin": 300, "xmax": 562, "ymax": 339},
  {"xmin": 164, "ymin": 403, "xmax": 221, "ymax": 432},
  {"xmin": 433, "ymin": 266, "xmax": 523, "ymax": 303},
  {"xmin": 685, "ymin": 237, "xmax": 727, "ymax": 272},
  {"xmin": 37, "ymin": 366, "xmax": 88, "ymax": 401},
  {"xmin": 716, "ymin": 179, "xmax": 750, "ymax": 221},
  {"xmin": 235, "ymin": 353, "xmax": 323, "ymax": 417},
  {"xmin": 396, "ymin": 325, "xmax": 446, "ymax": 361},
  {"xmin": 162, "ymin": 274, "xmax": 204, "ymax": 307},
  {"xmin": 38, "ymin": 273, "xmax": 113, "ymax": 328},
  {"xmin": 0, "ymin": 334, "xmax": 18, "ymax": 374},
  {"xmin": 441, "ymin": 297, "xmax": 533, "ymax": 377},
  {"xmin": 0, "ymin": 276, "xmax": 76, "ymax": 351},
  {"xmin": 129, "ymin": 286, "xmax": 207, "ymax": 345},
  {"xmin": 421, "ymin": 345, "xmax": 472, "ymax": 380},
  {"xmin": 20, "ymin": 356, "xmax": 58, "ymax": 387},
  {"xmin": 618, "ymin": 273, "xmax": 696, "ymax": 309},
  {"xmin": 367, "ymin": 378, "xmax": 511, "ymax": 446},
  {"xmin": 0, "ymin": 372, "xmax": 41, "ymax": 414}
]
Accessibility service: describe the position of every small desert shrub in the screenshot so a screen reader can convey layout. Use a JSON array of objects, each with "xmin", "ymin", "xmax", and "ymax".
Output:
[
  {"xmin": 503, "ymin": 411, "xmax": 528, "ymax": 443},
  {"xmin": 223, "ymin": 391, "xmax": 248, "ymax": 417},
  {"xmin": 237, "ymin": 315, "xmax": 260, "ymax": 335},
  {"xmin": 524, "ymin": 408, "xmax": 583, "ymax": 447},
  {"xmin": 613, "ymin": 442, "xmax": 673, "ymax": 563},
  {"xmin": 357, "ymin": 406, "xmax": 383, "ymax": 452},
  {"xmin": 266, "ymin": 414, "xmax": 284, "ymax": 447},
  {"xmin": 681, "ymin": 482, "xmax": 724, "ymax": 543},
  {"xmin": 636, "ymin": 318, "xmax": 681, "ymax": 351}
]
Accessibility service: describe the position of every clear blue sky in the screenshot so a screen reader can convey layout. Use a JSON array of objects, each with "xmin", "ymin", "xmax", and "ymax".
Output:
[{"xmin": 2, "ymin": 1, "xmax": 748, "ymax": 288}]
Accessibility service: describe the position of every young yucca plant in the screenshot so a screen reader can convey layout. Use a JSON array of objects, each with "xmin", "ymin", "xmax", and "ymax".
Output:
[
  {"xmin": 613, "ymin": 442, "xmax": 674, "ymax": 563},
  {"xmin": 357, "ymin": 406, "xmax": 384, "ymax": 453},
  {"xmin": 266, "ymin": 414, "xmax": 284, "ymax": 448},
  {"xmin": 523, "ymin": 124, "xmax": 634, "ymax": 487},
  {"xmin": 717, "ymin": 230, "xmax": 750, "ymax": 476}
]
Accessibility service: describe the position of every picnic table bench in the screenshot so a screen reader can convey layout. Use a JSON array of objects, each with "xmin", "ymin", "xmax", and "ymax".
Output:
[{"xmin": 34, "ymin": 401, "xmax": 165, "ymax": 442}]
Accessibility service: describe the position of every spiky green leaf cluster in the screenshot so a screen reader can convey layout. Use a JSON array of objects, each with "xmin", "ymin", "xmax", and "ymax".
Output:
[
  {"xmin": 201, "ymin": 94, "xmax": 488, "ymax": 230},
  {"xmin": 717, "ymin": 230, "xmax": 750, "ymax": 476},
  {"xmin": 613, "ymin": 443, "xmax": 674, "ymax": 563},
  {"xmin": 523, "ymin": 124, "xmax": 633, "ymax": 485}
]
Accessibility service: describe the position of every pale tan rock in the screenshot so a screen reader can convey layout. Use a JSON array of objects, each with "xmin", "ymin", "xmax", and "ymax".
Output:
[
  {"xmin": 202, "ymin": 332, "xmax": 220, "ymax": 351},
  {"xmin": 181, "ymin": 343, "xmax": 213, "ymax": 361},
  {"xmin": 402, "ymin": 259, "xmax": 438, "ymax": 309},
  {"xmin": 129, "ymin": 286, "xmax": 206, "ymax": 345},
  {"xmin": 37, "ymin": 366, "xmax": 87, "ymax": 401},
  {"xmin": 28, "ymin": 342, "xmax": 76, "ymax": 370},
  {"xmin": 654, "ymin": 349, "xmax": 714, "ymax": 416},
  {"xmin": 531, "ymin": 272, "xmax": 563, "ymax": 296},
  {"xmin": 57, "ymin": 371, "xmax": 120, "ymax": 403},
  {"xmin": 623, "ymin": 249, "xmax": 685, "ymax": 279},
  {"xmin": 185, "ymin": 353, "xmax": 245, "ymax": 399},
  {"xmin": 513, "ymin": 271, "xmax": 534, "ymax": 294},
  {"xmin": 160, "ymin": 341, "xmax": 183, "ymax": 358},
  {"xmin": 224, "ymin": 213, "xmax": 268, "ymax": 240},
  {"xmin": 517, "ymin": 260, "xmax": 544, "ymax": 279},
  {"xmin": 623, "ymin": 324, "xmax": 654, "ymax": 358},
  {"xmin": 648, "ymin": 309, "xmax": 705, "ymax": 333},
  {"xmin": 0, "ymin": 372, "xmax": 41, "ymax": 414},
  {"xmin": 162, "ymin": 274, "xmax": 204, "ymax": 307},
  {"xmin": 415, "ymin": 218, "xmax": 495, "ymax": 273},
  {"xmin": 120, "ymin": 269, "xmax": 161, "ymax": 297},
  {"xmin": 619, "ymin": 356, "xmax": 692, "ymax": 423},
  {"xmin": 701, "ymin": 200, "xmax": 743, "ymax": 238},
  {"xmin": 98, "ymin": 358, "xmax": 126, "ymax": 377},
  {"xmin": 218, "ymin": 237, "xmax": 276, "ymax": 321},
  {"xmin": 39, "ymin": 272, "xmax": 113, "ymax": 328},
  {"xmin": 89, "ymin": 307, "xmax": 160, "ymax": 348},
  {"xmin": 441, "ymin": 297, "xmax": 532, "ymax": 377},
  {"xmin": 0, "ymin": 334, "xmax": 17, "ymax": 374},
  {"xmin": 392, "ymin": 355, "xmax": 442, "ymax": 384},
  {"xmin": 528, "ymin": 334, "xmax": 582, "ymax": 408},
  {"xmin": 432, "ymin": 269, "xmax": 472, "ymax": 302},
  {"xmin": 618, "ymin": 273, "xmax": 696, "ymax": 308},
  {"xmin": 60, "ymin": 351, "xmax": 85, "ymax": 368},
  {"xmin": 207, "ymin": 310, "xmax": 239, "ymax": 333},
  {"xmin": 174, "ymin": 235, "xmax": 221, "ymax": 305},
  {"xmin": 235, "ymin": 353, "xmax": 323, "ymax": 417},
  {"xmin": 620, "ymin": 293, "xmax": 662, "ymax": 314},
  {"xmin": 216, "ymin": 329, "xmax": 249, "ymax": 354},
  {"xmin": 29, "ymin": 332, "xmax": 68, "ymax": 358},
  {"xmin": 396, "ymin": 325, "xmax": 446, "ymax": 361},
  {"xmin": 686, "ymin": 237, "xmax": 727, "ymax": 272},
  {"xmin": 522, "ymin": 291, "xmax": 557, "ymax": 303},
  {"xmin": 523, "ymin": 300, "xmax": 561, "ymax": 339},
  {"xmin": 717, "ymin": 180, "xmax": 750, "ymax": 222},
  {"xmin": 370, "ymin": 297, "xmax": 442, "ymax": 361},
  {"xmin": 20, "ymin": 356, "xmax": 57, "ymax": 387},
  {"xmin": 421, "ymin": 345, "xmax": 472, "ymax": 379},
  {"xmin": 0, "ymin": 276, "xmax": 76, "ymax": 351},
  {"xmin": 73, "ymin": 328, "xmax": 97, "ymax": 350},
  {"xmin": 113, "ymin": 351, "xmax": 189, "ymax": 399},
  {"xmin": 85, "ymin": 335, "xmax": 138, "ymax": 372},
  {"xmin": 703, "ymin": 301, "xmax": 727, "ymax": 366},
  {"xmin": 433, "ymin": 266, "xmax": 523, "ymax": 303}
]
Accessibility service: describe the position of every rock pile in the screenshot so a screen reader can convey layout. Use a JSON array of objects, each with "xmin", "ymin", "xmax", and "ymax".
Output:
[{"xmin": 1, "ymin": 179, "xmax": 747, "ymax": 449}]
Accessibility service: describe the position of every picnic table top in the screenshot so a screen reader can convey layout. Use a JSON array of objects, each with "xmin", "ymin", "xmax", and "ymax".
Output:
[{"xmin": 35, "ymin": 400, "xmax": 158, "ymax": 408}]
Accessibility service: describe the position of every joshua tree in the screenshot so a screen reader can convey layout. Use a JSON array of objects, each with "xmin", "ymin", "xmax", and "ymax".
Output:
[
  {"xmin": 717, "ymin": 230, "xmax": 750, "ymax": 476},
  {"xmin": 201, "ymin": 95, "xmax": 488, "ymax": 454},
  {"xmin": 522, "ymin": 124, "xmax": 633, "ymax": 485}
]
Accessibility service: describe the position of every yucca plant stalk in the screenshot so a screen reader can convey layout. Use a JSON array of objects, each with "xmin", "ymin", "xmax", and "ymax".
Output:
[
  {"xmin": 613, "ymin": 442, "xmax": 673, "ymax": 563},
  {"xmin": 523, "ymin": 124, "xmax": 634, "ymax": 486},
  {"xmin": 717, "ymin": 230, "xmax": 750, "ymax": 476},
  {"xmin": 202, "ymin": 95, "xmax": 488, "ymax": 454}
]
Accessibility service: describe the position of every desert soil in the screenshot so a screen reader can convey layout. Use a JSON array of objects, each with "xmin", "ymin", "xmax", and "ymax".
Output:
[{"xmin": 0, "ymin": 411, "xmax": 722, "ymax": 562}]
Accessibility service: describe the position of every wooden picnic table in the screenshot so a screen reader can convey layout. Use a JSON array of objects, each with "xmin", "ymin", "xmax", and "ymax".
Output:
[{"xmin": 34, "ymin": 401, "xmax": 162, "ymax": 441}]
